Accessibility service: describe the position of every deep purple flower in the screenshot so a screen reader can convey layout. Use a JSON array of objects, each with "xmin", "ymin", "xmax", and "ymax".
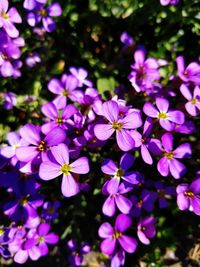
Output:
[
  {"xmin": 94, "ymin": 100, "xmax": 142, "ymax": 151},
  {"xmin": 101, "ymin": 153, "xmax": 141, "ymax": 192},
  {"xmin": 39, "ymin": 143, "xmax": 89, "ymax": 197},
  {"xmin": 120, "ymin": 32, "xmax": 134, "ymax": 47},
  {"xmin": 176, "ymin": 178, "xmax": 200, "ymax": 215},
  {"xmin": 2, "ymin": 92, "xmax": 17, "ymax": 110},
  {"xmin": 27, "ymin": 2, "xmax": 62, "ymax": 32},
  {"xmin": 0, "ymin": 227, "xmax": 12, "ymax": 258},
  {"xmin": 67, "ymin": 239, "xmax": 91, "ymax": 266},
  {"xmin": 41, "ymin": 200, "xmax": 60, "ymax": 221},
  {"xmin": 130, "ymin": 189, "xmax": 157, "ymax": 217},
  {"xmin": 176, "ymin": 56, "xmax": 200, "ymax": 85},
  {"xmin": 143, "ymin": 97, "xmax": 185, "ymax": 131},
  {"xmin": 0, "ymin": 0, "xmax": 22, "ymax": 38},
  {"xmin": 157, "ymin": 133, "xmax": 192, "ymax": 179},
  {"xmin": 69, "ymin": 67, "xmax": 93, "ymax": 88},
  {"xmin": 129, "ymin": 48, "xmax": 160, "ymax": 93},
  {"xmin": 180, "ymin": 84, "xmax": 200, "ymax": 116},
  {"xmin": 99, "ymin": 214, "xmax": 138, "ymax": 255},
  {"xmin": 154, "ymin": 181, "xmax": 176, "ymax": 208},
  {"xmin": 16, "ymin": 124, "xmax": 66, "ymax": 164},
  {"xmin": 102, "ymin": 182, "xmax": 133, "ymax": 217},
  {"xmin": 137, "ymin": 217, "xmax": 156, "ymax": 245}
]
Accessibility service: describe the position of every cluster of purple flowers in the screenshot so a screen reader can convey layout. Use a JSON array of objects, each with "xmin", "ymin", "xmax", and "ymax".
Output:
[
  {"xmin": 0, "ymin": 0, "xmax": 24, "ymax": 77},
  {"xmin": 0, "ymin": 5, "xmax": 199, "ymax": 265}
]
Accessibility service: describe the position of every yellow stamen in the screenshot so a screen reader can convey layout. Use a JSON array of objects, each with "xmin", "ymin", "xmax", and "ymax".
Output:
[
  {"xmin": 158, "ymin": 112, "xmax": 168, "ymax": 120},
  {"xmin": 37, "ymin": 141, "xmax": 47, "ymax": 151},
  {"xmin": 190, "ymin": 98, "xmax": 198, "ymax": 105},
  {"xmin": 60, "ymin": 163, "xmax": 72, "ymax": 175},
  {"xmin": 184, "ymin": 191, "xmax": 194, "ymax": 198},
  {"xmin": 62, "ymin": 90, "xmax": 69, "ymax": 97},
  {"xmin": 1, "ymin": 10, "xmax": 9, "ymax": 19},
  {"xmin": 112, "ymin": 121, "xmax": 123, "ymax": 131},
  {"xmin": 164, "ymin": 151, "xmax": 174, "ymax": 160},
  {"xmin": 112, "ymin": 231, "xmax": 122, "ymax": 239},
  {"xmin": 115, "ymin": 168, "xmax": 124, "ymax": 179}
]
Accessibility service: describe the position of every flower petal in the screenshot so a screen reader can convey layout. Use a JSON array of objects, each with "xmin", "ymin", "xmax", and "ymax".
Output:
[
  {"xmin": 94, "ymin": 124, "xmax": 114, "ymax": 141},
  {"xmin": 61, "ymin": 174, "xmax": 79, "ymax": 197},
  {"xmin": 71, "ymin": 157, "xmax": 89, "ymax": 174},
  {"xmin": 118, "ymin": 235, "xmax": 137, "ymax": 253},
  {"xmin": 39, "ymin": 161, "xmax": 61, "ymax": 180}
]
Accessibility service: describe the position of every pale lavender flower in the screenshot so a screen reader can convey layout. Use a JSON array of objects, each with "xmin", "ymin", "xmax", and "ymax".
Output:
[
  {"xmin": 160, "ymin": 0, "xmax": 179, "ymax": 6},
  {"xmin": 69, "ymin": 67, "xmax": 93, "ymax": 88}
]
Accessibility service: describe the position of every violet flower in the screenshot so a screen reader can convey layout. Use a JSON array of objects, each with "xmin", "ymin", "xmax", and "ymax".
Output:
[
  {"xmin": 180, "ymin": 84, "xmax": 200, "ymax": 116},
  {"xmin": 101, "ymin": 153, "xmax": 141, "ymax": 192},
  {"xmin": 0, "ymin": 227, "xmax": 12, "ymax": 258},
  {"xmin": 39, "ymin": 143, "xmax": 89, "ymax": 197},
  {"xmin": 41, "ymin": 200, "xmax": 60, "ymax": 221},
  {"xmin": 0, "ymin": 0, "xmax": 22, "ymax": 38},
  {"xmin": 41, "ymin": 102, "xmax": 77, "ymax": 134},
  {"xmin": 99, "ymin": 214, "xmax": 138, "ymax": 255},
  {"xmin": 143, "ymin": 97, "xmax": 185, "ymax": 131},
  {"xmin": 157, "ymin": 133, "xmax": 192, "ymax": 179},
  {"xmin": 67, "ymin": 239, "xmax": 91, "ymax": 266},
  {"xmin": 48, "ymin": 74, "xmax": 81, "ymax": 109},
  {"xmin": 102, "ymin": 182, "xmax": 133, "ymax": 217},
  {"xmin": 154, "ymin": 181, "xmax": 176, "ymax": 208},
  {"xmin": 2, "ymin": 92, "xmax": 17, "ymax": 110},
  {"xmin": 23, "ymin": 0, "xmax": 47, "ymax": 11},
  {"xmin": 27, "ymin": 2, "xmax": 62, "ymax": 32},
  {"xmin": 137, "ymin": 217, "xmax": 156, "ymax": 245},
  {"xmin": 176, "ymin": 178, "xmax": 200, "ymax": 215},
  {"xmin": 176, "ymin": 56, "xmax": 200, "ymax": 85},
  {"xmin": 16, "ymin": 124, "xmax": 66, "ymax": 163},
  {"xmin": 129, "ymin": 47, "xmax": 160, "ymax": 93},
  {"xmin": 25, "ymin": 52, "xmax": 41, "ymax": 68},
  {"xmin": 94, "ymin": 100, "xmax": 142, "ymax": 151},
  {"xmin": 111, "ymin": 249, "xmax": 125, "ymax": 267},
  {"xmin": 69, "ymin": 67, "xmax": 93, "ymax": 88}
]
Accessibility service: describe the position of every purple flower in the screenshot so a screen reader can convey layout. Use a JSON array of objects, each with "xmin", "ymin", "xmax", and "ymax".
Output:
[
  {"xmin": 101, "ymin": 153, "xmax": 141, "ymax": 192},
  {"xmin": 67, "ymin": 239, "xmax": 91, "ymax": 266},
  {"xmin": 98, "ymin": 214, "xmax": 138, "ymax": 255},
  {"xmin": 180, "ymin": 84, "xmax": 200, "ymax": 116},
  {"xmin": 48, "ymin": 74, "xmax": 80, "ymax": 109},
  {"xmin": 154, "ymin": 181, "xmax": 176, "ymax": 208},
  {"xmin": 137, "ymin": 217, "xmax": 156, "ymax": 245},
  {"xmin": 39, "ymin": 143, "xmax": 89, "ymax": 197},
  {"xmin": 0, "ymin": 227, "xmax": 12, "ymax": 258},
  {"xmin": 129, "ymin": 48, "xmax": 160, "ymax": 93},
  {"xmin": 143, "ymin": 97, "xmax": 185, "ymax": 131},
  {"xmin": 41, "ymin": 102, "xmax": 77, "ymax": 134},
  {"xmin": 111, "ymin": 249, "xmax": 125, "ymax": 267},
  {"xmin": 102, "ymin": 182, "xmax": 133, "ymax": 217},
  {"xmin": 176, "ymin": 56, "xmax": 200, "ymax": 85},
  {"xmin": 25, "ymin": 52, "xmax": 41, "ymax": 68},
  {"xmin": 69, "ymin": 67, "xmax": 93, "ymax": 88},
  {"xmin": 157, "ymin": 133, "xmax": 192, "ymax": 179},
  {"xmin": 120, "ymin": 32, "xmax": 134, "ymax": 47},
  {"xmin": 160, "ymin": 0, "xmax": 179, "ymax": 6},
  {"xmin": 2, "ymin": 91, "xmax": 17, "ymax": 110},
  {"xmin": 176, "ymin": 178, "xmax": 200, "ymax": 215},
  {"xmin": 16, "ymin": 124, "xmax": 66, "ymax": 163},
  {"xmin": 94, "ymin": 100, "xmax": 142, "ymax": 151},
  {"xmin": 41, "ymin": 200, "xmax": 60, "ymax": 221},
  {"xmin": 0, "ymin": 0, "xmax": 22, "ymax": 38},
  {"xmin": 27, "ymin": 2, "xmax": 62, "ymax": 32},
  {"xmin": 23, "ymin": 0, "xmax": 47, "ymax": 11}
]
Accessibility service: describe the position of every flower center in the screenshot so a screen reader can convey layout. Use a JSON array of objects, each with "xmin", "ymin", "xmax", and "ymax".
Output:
[
  {"xmin": 19, "ymin": 195, "xmax": 30, "ymax": 206},
  {"xmin": 137, "ymin": 199, "xmax": 143, "ymax": 207},
  {"xmin": 39, "ymin": 9, "xmax": 47, "ymax": 17},
  {"xmin": 1, "ymin": 10, "xmax": 9, "ymax": 19},
  {"xmin": 157, "ymin": 189, "xmax": 165, "ymax": 198},
  {"xmin": 60, "ymin": 163, "xmax": 72, "ymax": 175},
  {"xmin": 184, "ymin": 191, "xmax": 194, "ymax": 198},
  {"xmin": 56, "ymin": 117, "xmax": 64, "ymax": 125},
  {"xmin": 0, "ymin": 229, "xmax": 4, "ymax": 236},
  {"xmin": 1, "ymin": 53, "xmax": 9, "ymax": 61},
  {"xmin": 164, "ymin": 151, "xmax": 174, "ymax": 160},
  {"xmin": 37, "ymin": 141, "xmax": 47, "ymax": 151},
  {"xmin": 190, "ymin": 98, "xmax": 198, "ymax": 105},
  {"xmin": 158, "ymin": 112, "xmax": 168, "ymax": 120},
  {"xmin": 112, "ymin": 231, "xmax": 122, "ymax": 239},
  {"xmin": 112, "ymin": 121, "xmax": 123, "ymax": 131},
  {"xmin": 115, "ymin": 168, "xmax": 124, "ymax": 178},
  {"xmin": 62, "ymin": 90, "xmax": 69, "ymax": 97},
  {"xmin": 38, "ymin": 236, "xmax": 44, "ymax": 243}
]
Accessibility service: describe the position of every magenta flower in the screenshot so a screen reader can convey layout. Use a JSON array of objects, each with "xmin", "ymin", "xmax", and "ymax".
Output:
[
  {"xmin": 102, "ymin": 182, "xmax": 133, "ymax": 217},
  {"xmin": 180, "ymin": 84, "xmax": 200, "ymax": 116},
  {"xmin": 94, "ymin": 100, "xmax": 142, "ymax": 151},
  {"xmin": 0, "ymin": 0, "xmax": 22, "ymax": 38},
  {"xmin": 160, "ymin": 0, "xmax": 179, "ymax": 6},
  {"xmin": 137, "ymin": 217, "xmax": 156, "ymax": 245},
  {"xmin": 176, "ymin": 178, "xmax": 200, "ymax": 215},
  {"xmin": 176, "ymin": 56, "xmax": 200, "ymax": 85},
  {"xmin": 98, "ymin": 214, "xmax": 138, "ymax": 255},
  {"xmin": 16, "ymin": 124, "xmax": 66, "ymax": 163},
  {"xmin": 101, "ymin": 153, "xmax": 141, "ymax": 192},
  {"xmin": 143, "ymin": 97, "xmax": 185, "ymax": 131},
  {"xmin": 157, "ymin": 133, "xmax": 191, "ymax": 179},
  {"xmin": 69, "ymin": 67, "xmax": 93, "ymax": 88},
  {"xmin": 39, "ymin": 143, "xmax": 89, "ymax": 197}
]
